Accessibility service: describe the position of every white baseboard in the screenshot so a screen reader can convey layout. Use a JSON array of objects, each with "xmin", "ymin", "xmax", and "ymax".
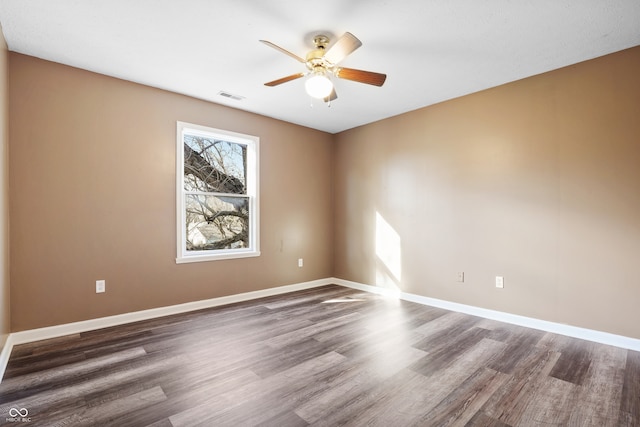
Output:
[
  {"xmin": 10, "ymin": 278, "xmax": 333, "ymax": 346},
  {"xmin": 0, "ymin": 278, "xmax": 332, "ymax": 383},
  {"xmin": 332, "ymin": 278, "xmax": 640, "ymax": 352},
  {"xmin": 0, "ymin": 333, "xmax": 14, "ymax": 381},
  {"xmin": 2, "ymin": 276, "xmax": 639, "ymax": 384}
]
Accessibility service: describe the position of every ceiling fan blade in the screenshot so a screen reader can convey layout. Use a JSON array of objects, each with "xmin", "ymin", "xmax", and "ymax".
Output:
[
  {"xmin": 264, "ymin": 73, "xmax": 305, "ymax": 87},
  {"xmin": 260, "ymin": 40, "xmax": 306, "ymax": 63},
  {"xmin": 335, "ymin": 67, "xmax": 387, "ymax": 87},
  {"xmin": 323, "ymin": 87, "xmax": 338, "ymax": 103},
  {"xmin": 323, "ymin": 32, "xmax": 362, "ymax": 65}
]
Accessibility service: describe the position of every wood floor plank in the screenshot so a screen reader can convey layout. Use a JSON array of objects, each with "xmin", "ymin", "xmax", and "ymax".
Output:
[
  {"xmin": 478, "ymin": 345, "xmax": 562, "ymax": 425},
  {"xmin": 2, "ymin": 350, "xmax": 87, "ymax": 381},
  {"xmin": 78, "ymin": 385, "xmax": 167, "ymax": 426},
  {"xmin": 1, "ymin": 284, "xmax": 637, "ymax": 426},
  {"xmin": 293, "ymin": 364, "xmax": 379, "ymax": 424},
  {"xmin": 7, "ymin": 333, "xmax": 83, "ymax": 358},
  {"xmin": 516, "ymin": 376, "xmax": 577, "ymax": 425},
  {"xmin": 255, "ymin": 410, "xmax": 309, "ymax": 427},
  {"xmin": 410, "ymin": 338, "xmax": 507, "ymax": 412},
  {"xmin": 265, "ymin": 312, "xmax": 363, "ymax": 348},
  {"xmin": 112, "ymin": 369, "xmax": 262, "ymax": 427},
  {"xmin": 319, "ymin": 317, "xmax": 426, "ymax": 358},
  {"xmin": 621, "ymin": 350, "xmax": 640, "ymax": 424},
  {"xmin": 306, "ymin": 367, "xmax": 430, "ymax": 426},
  {"xmin": 169, "ymin": 351, "xmax": 346, "ymax": 426},
  {"xmin": 413, "ymin": 311, "xmax": 481, "ymax": 341},
  {"xmin": 0, "ymin": 346, "xmax": 147, "ymax": 401},
  {"xmin": 568, "ymin": 343, "xmax": 626, "ymax": 426},
  {"xmin": 411, "ymin": 367, "xmax": 509, "ymax": 426},
  {"xmin": 486, "ymin": 324, "xmax": 546, "ymax": 375},
  {"xmin": 144, "ymin": 419, "xmax": 173, "ymax": 427},
  {"xmin": 344, "ymin": 338, "xmax": 505, "ymax": 426},
  {"xmin": 466, "ymin": 411, "xmax": 512, "ymax": 427},
  {"xmin": 410, "ymin": 326, "xmax": 492, "ymax": 376},
  {"xmin": 548, "ymin": 336, "xmax": 594, "ymax": 385}
]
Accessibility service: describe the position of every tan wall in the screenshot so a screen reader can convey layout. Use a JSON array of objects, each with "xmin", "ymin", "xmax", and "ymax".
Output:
[
  {"xmin": 8, "ymin": 45, "xmax": 640, "ymax": 340},
  {"xmin": 0, "ymin": 29, "xmax": 9, "ymax": 345},
  {"xmin": 9, "ymin": 53, "xmax": 333, "ymax": 331},
  {"xmin": 334, "ymin": 46, "xmax": 640, "ymax": 339}
]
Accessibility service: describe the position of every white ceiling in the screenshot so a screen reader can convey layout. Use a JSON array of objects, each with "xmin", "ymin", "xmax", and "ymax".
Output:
[{"xmin": 1, "ymin": 1, "xmax": 639, "ymax": 134}]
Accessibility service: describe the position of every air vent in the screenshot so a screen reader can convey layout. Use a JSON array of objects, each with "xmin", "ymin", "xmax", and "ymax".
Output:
[{"xmin": 217, "ymin": 91, "xmax": 245, "ymax": 101}]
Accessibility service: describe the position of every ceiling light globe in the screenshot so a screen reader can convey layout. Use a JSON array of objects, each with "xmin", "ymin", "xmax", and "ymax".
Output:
[{"xmin": 305, "ymin": 75, "xmax": 333, "ymax": 99}]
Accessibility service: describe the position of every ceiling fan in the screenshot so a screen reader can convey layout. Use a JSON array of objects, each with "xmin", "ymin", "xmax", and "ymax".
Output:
[{"xmin": 260, "ymin": 32, "xmax": 387, "ymax": 102}]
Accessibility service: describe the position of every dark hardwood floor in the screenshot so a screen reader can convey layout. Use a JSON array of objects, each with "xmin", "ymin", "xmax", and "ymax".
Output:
[{"xmin": 1, "ymin": 285, "xmax": 638, "ymax": 426}]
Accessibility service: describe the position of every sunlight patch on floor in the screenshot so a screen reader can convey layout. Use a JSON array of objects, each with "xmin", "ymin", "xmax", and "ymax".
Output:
[{"xmin": 322, "ymin": 298, "xmax": 366, "ymax": 304}]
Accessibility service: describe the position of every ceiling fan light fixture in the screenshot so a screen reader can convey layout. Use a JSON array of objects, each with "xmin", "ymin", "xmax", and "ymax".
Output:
[
  {"xmin": 305, "ymin": 73, "xmax": 333, "ymax": 99},
  {"xmin": 261, "ymin": 32, "xmax": 385, "ymax": 102}
]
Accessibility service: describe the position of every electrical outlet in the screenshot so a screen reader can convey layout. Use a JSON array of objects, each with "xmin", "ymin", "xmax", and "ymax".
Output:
[
  {"xmin": 96, "ymin": 280, "xmax": 106, "ymax": 293},
  {"xmin": 298, "ymin": 258, "xmax": 304, "ymax": 268},
  {"xmin": 495, "ymin": 276, "xmax": 504, "ymax": 289},
  {"xmin": 456, "ymin": 272, "xmax": 465, "ymax": 283}
]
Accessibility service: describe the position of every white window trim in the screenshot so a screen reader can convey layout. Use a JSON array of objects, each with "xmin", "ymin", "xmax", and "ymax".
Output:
[{"xmin": 176, "ymin": 121, "xmax": 260, "ymax": 263}]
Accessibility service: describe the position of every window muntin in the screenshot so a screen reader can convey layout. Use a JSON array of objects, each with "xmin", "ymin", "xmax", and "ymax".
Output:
[{"xmin": 177, "ymin": 122, "xmax": 259, "ymax": 262}]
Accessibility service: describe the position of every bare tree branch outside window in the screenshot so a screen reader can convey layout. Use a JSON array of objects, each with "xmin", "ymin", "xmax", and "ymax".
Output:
[{"xmin": 183, "ymin": 135, "xmax": 249, "ymax": 251}]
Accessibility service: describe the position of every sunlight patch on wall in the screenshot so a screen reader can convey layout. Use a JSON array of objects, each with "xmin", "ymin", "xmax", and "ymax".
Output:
[{"xmin": 375, "ymin": 211, "xmax": 402, "ymax": 294}]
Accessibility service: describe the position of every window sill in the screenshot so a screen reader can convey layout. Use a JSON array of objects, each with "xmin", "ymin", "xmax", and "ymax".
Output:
[{"xmin": 176, "ymin": 250, "xmax": 261, "ymax": 264}]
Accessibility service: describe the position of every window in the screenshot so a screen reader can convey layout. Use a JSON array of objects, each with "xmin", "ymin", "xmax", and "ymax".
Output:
[{"xmin": 176, "ymin": 122, "xmax": 259, "ymax": 263}]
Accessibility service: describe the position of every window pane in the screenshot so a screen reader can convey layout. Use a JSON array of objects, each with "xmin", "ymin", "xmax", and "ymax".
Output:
[
  {"xmin": 184, "ymin": 135, "xmax": 246, "ymax": 194},
  {"xmin": 185, "ymin": 194, "xmax": 249, "ymax": 251}
]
